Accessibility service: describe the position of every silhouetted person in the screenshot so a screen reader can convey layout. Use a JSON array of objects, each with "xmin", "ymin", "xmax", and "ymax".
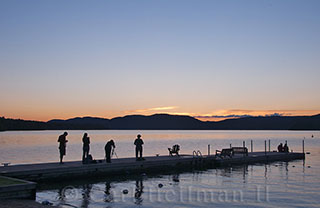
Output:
[
  {"xmin": 82, "ymin": 133, "xmax": 90, "ymax": 163},
  {"xmin": 283, "ymin": 143, "xmax": 289, "ymax": 153},
  {"xmin": 277, "ymin": 143, "xmax": 283, "ymax": 152},
  {"xmin": 134, "ymin": 134, "xmax": 144, "ymax": 161},
  {"xmin": 105, "ymin": 140, "xmax": 115, "ymax": 163},
  {"xmin": 58, "ymin": 132, "xmax": 68, "ymax": 164}
]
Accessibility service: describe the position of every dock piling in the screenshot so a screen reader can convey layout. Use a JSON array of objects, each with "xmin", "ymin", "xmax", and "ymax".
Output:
[
  {"xmin": 264, "ymin": 140, "xmax": 267, "ymax": 155},
  {"xmin": 208, "ymin": 144, "xmax": 210, "ymax": 156},
  {"xmin": 243, "ymin": 141, "xmax": 245, "ymax": 157},
  {"xmin": 268, "ymin": 140, "xmax": 271, "ymax": 152},
  {"xmin": 302, "ymin": 139, "xmax": 305, "ymax": 154},
  {"xmin": 251, "ymin": 140, "xmax": 253, "ymax": 152}
]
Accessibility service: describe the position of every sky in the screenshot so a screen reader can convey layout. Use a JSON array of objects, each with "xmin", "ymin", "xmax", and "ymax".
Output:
[{"xmin": 0, "ymin": 0, "xmax": 320, "ymax": 121}]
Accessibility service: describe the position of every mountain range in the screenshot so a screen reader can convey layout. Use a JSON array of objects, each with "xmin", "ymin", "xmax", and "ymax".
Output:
[{"xmin": 0, "ymin": 114, "xmax": 320, "ymax": 131}]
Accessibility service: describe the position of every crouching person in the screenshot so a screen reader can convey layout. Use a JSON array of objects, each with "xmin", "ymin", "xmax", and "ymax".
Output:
[{"xmin": 105, "ymin": 140, "xmax": 115, "ymax": 163}]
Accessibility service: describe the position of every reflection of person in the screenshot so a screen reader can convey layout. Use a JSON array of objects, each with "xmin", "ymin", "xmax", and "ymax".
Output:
[
  {"xmin": 134, "ymin": 179, "xmax": 144, "ymax": 205},
  {"xmin": 58, "ymin": 132, "xmax": 68, "ymax": 164},
  {"xmin": 172, "ymin": 174, "xmax": 180, "ymax": 183},
  {"xmin": 81, "ymin": 184, "xmax": 92, "ymax": 208},
  {"xmin": 134, "ymin": 134, "xmax": 144, "ymax": 161},
  {"xmin": 105, "ymin": 182, "xmax": 113, "ymax": 203},
  {"xmin": 82, "ymin": 133, "xmax": 90, "ymax": 163},
  {"xmin": 105, "ymin": 140, "xmax": 115, "ymax": 163}
]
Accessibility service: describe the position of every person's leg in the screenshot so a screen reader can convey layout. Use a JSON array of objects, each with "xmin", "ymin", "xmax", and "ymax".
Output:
[
  {"xmin": 86, "ymin": 146, "xmax": 90, "ymax": 158},
  {"xmin": 106, "ymin": 151, "xmax": 111, "ymax": 163},
  {"xmin": 60, "ymin": 151, "xmax": 63, "ymax": 164},
  {"xmin": 82, "ymin": 148, "xmax": 86, "ymax": 162},
  {"xmin": 136, "ymin": 147, "xmax": 139, "ymax": 160},
  {"xmin": 140, "ymin": 147, "xmax": 143, "ymax": 159}
]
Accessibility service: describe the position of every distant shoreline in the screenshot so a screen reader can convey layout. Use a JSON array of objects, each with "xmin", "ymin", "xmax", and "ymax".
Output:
[{"xmin": 1, "ymin": 113, "xmax": 320, "ymax": 131}]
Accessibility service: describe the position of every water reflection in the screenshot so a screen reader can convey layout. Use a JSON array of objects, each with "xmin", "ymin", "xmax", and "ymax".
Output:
[
  {"xmin": 134, "ymin": 179, "xmax": 144, "ymax": 205},
  {"xmin": 172, "ymin": 174, "xmax": 180, "ymax": 184},
  {"xmin": 36, "ymin": 158, "xmax": 319, "ymax": 208},
  {"xmin": 217, "ymin": 165, "xmax": 249, "ymax": 181},
  {"xmin": 104, "ymin": 182, "xmax": 113, "ymax": 203},
  {"xmin": 81, "ymin": 184, "xmax": 92, "ymax": 208},
  {"xmin": 58, "ymin": 187, "xmax": 66, "ymax": 202}
]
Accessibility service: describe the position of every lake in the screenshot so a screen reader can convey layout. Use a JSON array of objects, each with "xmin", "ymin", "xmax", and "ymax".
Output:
[{"xmin": 0, "ymin": 130, "xmax": 319, "ymax": 207}]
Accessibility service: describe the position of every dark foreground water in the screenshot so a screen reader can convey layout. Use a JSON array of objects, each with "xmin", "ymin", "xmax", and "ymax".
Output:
[{"xmin": 0, "ymin": 130, "xmax": 319, "ymax": 207}]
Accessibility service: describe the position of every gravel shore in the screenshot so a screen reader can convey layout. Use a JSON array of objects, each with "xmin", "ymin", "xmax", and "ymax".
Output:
[{"xmin": 0, "ymin": 199, "xmax": 58, "ymax": 208}]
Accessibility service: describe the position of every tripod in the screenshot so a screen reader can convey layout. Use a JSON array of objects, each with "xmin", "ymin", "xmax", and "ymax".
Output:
[{"xmin": 111, "ymin": 148, "xmax": 118, "ymax": 159}]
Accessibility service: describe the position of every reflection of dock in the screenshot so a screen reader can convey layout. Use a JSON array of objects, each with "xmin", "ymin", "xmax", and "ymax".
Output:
[
  {"xmin": 213, "ymin": 152, "xmax": 305, "ymax": 166},
  {"xmin": 0, "ymin": 152, "xmax": 305, "ymax": 182}
]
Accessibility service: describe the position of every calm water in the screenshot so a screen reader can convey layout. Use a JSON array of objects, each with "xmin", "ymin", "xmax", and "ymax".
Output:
[{"xmin": 0, "ymin": 130, "xmax": 319, "ymax": 207}]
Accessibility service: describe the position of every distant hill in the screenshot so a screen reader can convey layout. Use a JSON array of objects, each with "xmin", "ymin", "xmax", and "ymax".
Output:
[
  {"xmin": 0, "ymin": 117, "xmax": 47, "ymax": 131},
  {"xmin": 208, "ymin": 115, "xmax": 320, "ymax": 130},
  {"xmin": 109, "ymin": 114, "xmax": 204, "ymax": 129},
  {"xmin": 0, "ymin": 114, "xmax": 320, "ymax": 131},
  {"xmin": 48, "ymin": 117, "xmax": 110, "ymax": 130}
]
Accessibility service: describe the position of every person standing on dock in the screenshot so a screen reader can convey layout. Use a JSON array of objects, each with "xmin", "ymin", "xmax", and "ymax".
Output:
[
  {"xmin": 82, "ymin": 133, "xmax": 90, "ymax": 164},
  {"xmin": 277, "ymin": 143, "xmax": 283, "ymax": 152},
  {"xmin": 134, "ymin": 134, "xmax": 144, "ymax": 161},
  {"xmin": 58, "ymin": 132, "xmax": 68, "ymax": 164},
  {"xmin": 105, "ymin": 140, "xmax": 115, "ymax": 163},
  {"xmin": 283, "ymin": 143, "xmax": 289, "ymax": 153}
]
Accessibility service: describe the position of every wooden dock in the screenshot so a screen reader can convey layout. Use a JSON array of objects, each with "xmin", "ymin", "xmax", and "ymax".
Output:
[{"xmin": 0, "ymin": 152, "xmax": 305, "ymax": 182}]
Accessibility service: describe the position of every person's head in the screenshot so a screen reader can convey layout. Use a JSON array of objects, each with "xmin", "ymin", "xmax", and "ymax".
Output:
[
  {"xmin": 137, "ymin": 134, "xmax": 141, "ymax": 138},
  {"xmin": 64, "ymin": 132, "xmax": 68, "ymax": 136},
  {"xmin": 280, "ymin": 143, "xmax": 283, "ymax": 145},
  {"xmin": 83, "ymin": 133, "xmax": 88, "ymax": 137},
  {"xmin": 110, "ymin": 139, "xmax": 114, "ymax": 145}
]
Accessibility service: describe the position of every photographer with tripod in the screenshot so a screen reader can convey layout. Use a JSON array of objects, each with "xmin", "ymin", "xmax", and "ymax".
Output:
[{"xmin": 105, "ymin": 139, "xmax": 116, "ymax": 163}]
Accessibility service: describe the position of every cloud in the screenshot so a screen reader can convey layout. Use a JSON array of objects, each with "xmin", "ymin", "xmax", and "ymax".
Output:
[
  {"xmin": 126, "ymin": 106, "xmax": 179, "ymax": 114},
  {"xmin": 148, "ymin": 106, "xmax": 178, "ymax": 111}
]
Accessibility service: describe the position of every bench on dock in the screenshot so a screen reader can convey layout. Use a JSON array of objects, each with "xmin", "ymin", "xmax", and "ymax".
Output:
[
  {"xmin": 216, "ymin": 147, "xmax": 248, "ymax": 158},
  {"xmin": 168, "ymin": 144, "xmax": 180, "ymax": 156},
  {"xmin": 231, "ymin": 147, "xmax": 248, "ymax": 156},
  {"xmin": 216, "ymin": 148, "xmax": 233, "ymax": 158},
  {"xmin": 2, "ymin": 163, "xmax": 10, "ymax": 167}
]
